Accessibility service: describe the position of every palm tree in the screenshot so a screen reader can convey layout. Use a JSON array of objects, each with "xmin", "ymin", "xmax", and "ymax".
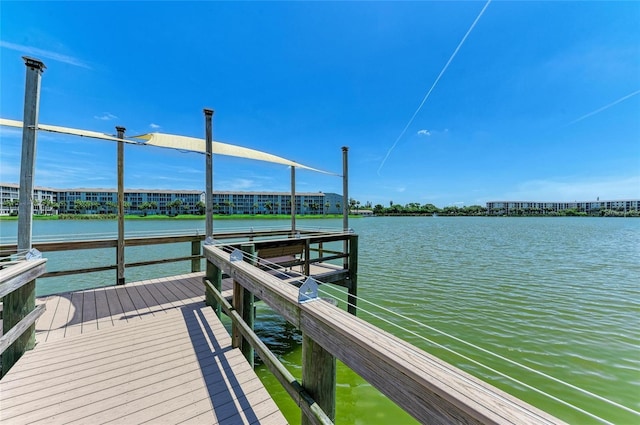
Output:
[
  {"xmin": 196, "ymin": 201, "xmax": 205, "ymax": 215},
  {"xmin": 3, "ymin": 199, "xmax": 19, "ymax": 215},
  {"xmin": 41, "ymin": 198, "xmax": 54, "ymax": 215}
]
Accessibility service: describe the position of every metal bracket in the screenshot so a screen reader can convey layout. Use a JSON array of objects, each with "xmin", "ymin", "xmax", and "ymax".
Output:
[
  {"xmin": 298, "ymin": 277, "xmax": 319, "ymax": 304},
  {"xmin": 26, "ymin": 248, "xmax": 42, "ymax": 260},
  {"xmin": 204, "ymin": 236, "xmax": 215, "ymax": 246},
  {"xmin": 230, "ymin": 249, "xmax": 243, "ymax": 262}
]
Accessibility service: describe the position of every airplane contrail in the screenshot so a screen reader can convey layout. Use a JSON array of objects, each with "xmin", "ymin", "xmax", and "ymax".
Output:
[
  {"xmin": 377, "ymin": 0, "xmax": 492, "ymax": 175},
  {"xmin": 568, "ymin": 89, "xmax": 640, "ymax": 125}
]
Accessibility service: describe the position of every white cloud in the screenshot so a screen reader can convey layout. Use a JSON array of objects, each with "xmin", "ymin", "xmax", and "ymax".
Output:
[
  {"xmin": 0, "ymin": 41, "xmax": 91, "ymax": 69},
  {"xmin": 150, "ymin": 123, "xmax": 161, "ymax": 129},
  {"xmin": 417, "ymin": 129, "xmax": 431, "ymax": 137},
  {"xmin": 94, "ymin": 113, "xmax": 118, "ymax": 121}
]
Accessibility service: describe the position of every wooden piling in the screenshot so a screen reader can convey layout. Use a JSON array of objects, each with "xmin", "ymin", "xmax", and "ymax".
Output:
[
  {"xmin": 241, "ymin": 243, "xmax": 256, "ymax": 367},
  {"xmin": 347, "ymin": 234, "xmax": 358, "ymax": 316},
  {"xmin": 116, "ymin": 126, "xmax": 126, "ymax": 285},
  {"xmin": 17, "ymin": 57, "xmax": 45, "ymax": 252},
  {"xmin": 302, "ymin": 334, "xmax": 336, "ymax": 424},
  {"xmin": 191, "ymin": 239, "xmax": 201, "ymax": 272},
  {"xmin": 342, "ymin": 147, "xmax": 349, "ymax": 270},
  {"xmin": 290, "ymin": 166, "xmax": 296, "ymax": 236},
  {"xmin": 204, "ymin": 260, "xmax": 222, "ymax": 318},
  {"xmin": 1, "ymin": 258, "xmax": 47, "ymax": 377},
  {"xmin": 204, "ymin": 109, "xmax": 214, "ymax": 240}
]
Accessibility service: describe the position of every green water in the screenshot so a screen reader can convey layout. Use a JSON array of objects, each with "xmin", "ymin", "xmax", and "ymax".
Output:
[{"xmin": 1, "ymin": 217, "xmax": 638, "ymax": 424}]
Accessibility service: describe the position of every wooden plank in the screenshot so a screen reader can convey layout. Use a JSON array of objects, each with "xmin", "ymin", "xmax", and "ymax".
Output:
[
  {"xmin": 93, "ymin": 287, "xmax": 113, "ymax": 329},
  {"xmin": 0, "ymin": 303, "xmax": 286, "ymax": 425},
  {"xmin": 0, "ymin": 306, "xmax": 224, "ymax": 383},
  {"xmin": 63, "ymin": 291, "xmax": 83, "ymax": 338},
  {"xmin": 42, "ymin": 293, "xmax": 73, "ymax": 342},
  {"xmin": 150, "ymin": 277, "xmax": 186, "ymax": 308},
  {"xmin": 0, "ymin": 259, "xmax": 47, "ymax": 298},
  {"xmin": 130, "ymin": 279, "xmax": 166, "ymax": 314},
  {"xmin": 1, "ymin": 310, "xmax": 225, "ymax": 382},
  {"xmin": 2, "ymin": 324, "xmax": 233, "ymax": 405},
  {"xmin": 0, "ymin": 304, "xmax": 45, "ymax": 354},
  {"xmin": 81, "ymin": 289, "xmax": 98, "ymax": 333},
  {"xmin": 104, "ymin": 284, "xmax": 127, "ymax": 325},
  {"xmin": 122, "ymin": 284, "xmax": 154, "ymax": 318},
  {"xmin": 99, "ymin": 352, "xmax": 261, "ymax": 424},
  {"xmin": 34, "ymin": 296, "xmax": 55, "ymax": 338},
  {"xmin": 113, "ymin": 285, "xmax": 139, "ymax": 321}
]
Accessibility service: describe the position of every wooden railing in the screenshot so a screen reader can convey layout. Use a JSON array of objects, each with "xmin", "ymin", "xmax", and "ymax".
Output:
[
  {"xmin": 204, "ymin": 244, "xmax": 564, "ymax": 425},
  {"xmin": 0, "ymin": 258, "xmax": 47, "ymax": 377},
  {"xmin": 0, "ymin": 230, "xmax": 357, "ymax": 309}
]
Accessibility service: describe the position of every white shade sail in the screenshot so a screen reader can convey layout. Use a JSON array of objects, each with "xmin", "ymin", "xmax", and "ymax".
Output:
[
  {"xmin": 131, "ymin": 132, "xmax": 335, "ymax": 175},
  {"xmin": 0, "ymin": 118, "xmax": 337, "ymax": 175},
  {"xmin": 0, "ymin": 118, "xmax": 133, "ymax": 144}
]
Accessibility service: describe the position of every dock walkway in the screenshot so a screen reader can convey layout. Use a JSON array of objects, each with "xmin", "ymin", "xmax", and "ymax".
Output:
[{"xmin": 0, "ymin": 273, "xmax": 286, "ymax": 424}]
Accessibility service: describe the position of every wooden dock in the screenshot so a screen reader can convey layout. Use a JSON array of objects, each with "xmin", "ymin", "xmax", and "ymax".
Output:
[{"xmin": 0, "ymin": 273, "xmax": 286, "ymax": 424}]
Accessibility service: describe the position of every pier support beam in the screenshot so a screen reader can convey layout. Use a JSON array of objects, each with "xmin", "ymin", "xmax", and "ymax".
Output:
[
  {"xmin": 17, "ymin": 57, "xmax": 45, "ymax": 252},
  {"xmin": 116, "ymin": 126, "xmax": 126, "ymax": 285},
  {"xmin": 302, "ymin": 334, "xmax": 336, "ymax": 424},
  {"xmin": 347, "ymin": 234, "xmax": 358, "ymax": 316},
  {"xmin": 204, "ymin": 109, "xmax": 214, "ymax": 240},
  {"xmin": 205, "ymin": 261, "xmax": 222, "ymax": 318},
  {"xmin": 233, "ymin": 244, "xmax": 256, "ymax": 367},
  {"xmin": 342, "ymin": 147, "xmax": 349, "ymax": 270},
  {"xmin": 240, "ymin": 243, "xmax": 255, "ymax": 367},
  {"xmin": 4, "ymin": 57, "xmax": 45, "ymax": 375},
  {"xmin": 290, "ymin": 166, "xmax": 296, "ymax": 236},
  {"xmin": 191, "ymin": 239, "xmax": 201, "ymax": 273}
]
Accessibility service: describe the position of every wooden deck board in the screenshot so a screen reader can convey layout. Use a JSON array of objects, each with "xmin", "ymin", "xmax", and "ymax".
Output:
[
  {"xmin": 1, "ymin": 273, "xmax": 286, "ymax": 425},
  {"xmin": 94, "ymin": 287, "xmax": 114, "ymax": 329}
]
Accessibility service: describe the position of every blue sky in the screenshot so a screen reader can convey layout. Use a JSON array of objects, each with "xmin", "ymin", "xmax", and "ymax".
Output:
[{"xmin": 1, "ymin": 1, "xmax": 638, "ymax": 208}]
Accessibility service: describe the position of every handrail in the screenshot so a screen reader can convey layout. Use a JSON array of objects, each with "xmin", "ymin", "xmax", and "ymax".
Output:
[
  {"xmin": 0, "ymin": 258, "xmax": 47, "ymax": 377},
  {"xmin": 204, "ymin": 245, "xmax": 564, "ymax": 425},
  {"xmin": 0, "ymin": 229, "xmax": 352, "ymax": 285}
]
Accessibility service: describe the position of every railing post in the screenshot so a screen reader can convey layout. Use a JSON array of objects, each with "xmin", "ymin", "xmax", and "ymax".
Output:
[
  {"xmin": 1, "ymin": 279, "xmax": 36, "ymax": 376},
  {"xmin": 304, "ymin": 238, "xmax": 311, "ymax": 276},
  {"xmin": 116, "ymin": 126, "xmax": 126, "ymax": 285},
  {"xmin": 232, "ymin": 278, "xmax": 244, "ymax": 350},
  {"xmin": 240, "ymin": 243, "xmax": 255, "ymax": 367},
  {"xmin": 205, "ymin": 259, "xmax": 222, "ymax": 318},
  {"xmin": 191, "ymin": 239, "xmax": 201, "ymax": 272},
  {"xmin": 17, "ymin": 57, "xmax": 45, "ymax": 253},
  {"xmin": 342, "ymin": 147, "xmax": 349, "ymax": 270},
  {"xmin": 302, "ymin": 334, "xmax": 336, "ymax": 424},
  {"xmin": 290, "ymin": 166, "xmax": 296, "ymax": 237},
  {"xmin": 347, "ymin": 234, "xmax": 358, "ymax": 316},
  {"xmin": 204, "ymin": 109, "xmax": 214, "ymax": 240}
]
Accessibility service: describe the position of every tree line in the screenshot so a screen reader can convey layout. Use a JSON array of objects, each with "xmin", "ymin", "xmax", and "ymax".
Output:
[{"xmin": 350, "ymin": 200, "xmax": 639, "ymax": 217}]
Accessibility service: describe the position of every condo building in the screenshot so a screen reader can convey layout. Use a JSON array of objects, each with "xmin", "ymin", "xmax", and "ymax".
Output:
[
  {"xmin": 0, "ymin": 183, "xmax": 343, "ymax": 216},
  {"xmin": 486, "ymin": 200, "xmax": 640, "ymax": 216}
]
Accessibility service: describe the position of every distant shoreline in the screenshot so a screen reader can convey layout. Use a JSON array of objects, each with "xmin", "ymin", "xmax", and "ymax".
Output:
[{"xmin": 0, "ymin": 213, "xmax": 352, "ymax": 221}]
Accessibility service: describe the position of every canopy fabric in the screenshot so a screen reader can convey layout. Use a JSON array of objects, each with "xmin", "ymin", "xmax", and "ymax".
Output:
[
  {"xmin": 0, "ymin": 118, "xmax": 133, "ymax": 144},
  {"xmin": 1, "ymin": 118, "xmax": 337, "ymax": 175},
  {"xmin": 131, "ymin": 132, "xmax": 336, "ymax": 175}
]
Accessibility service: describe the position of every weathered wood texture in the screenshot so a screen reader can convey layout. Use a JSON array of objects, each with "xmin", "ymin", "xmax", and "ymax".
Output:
[
  {"xmin": 205, "ymin": 278, "xmax": 333, "ymax": 425},
  {"xmin": 302, "ymin": 333, "xmax": 336, "ymax": 425},
  {"xmin": 205, "ymin": 245, "xmax": 565, "ymax": 425},
  {"xmin": 1, "ymin": 259, "xmax": 47, "ymax": 376},
  {"xmin": 1, "ymin": 273, "xmax": 286, "ymax": 425}
]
